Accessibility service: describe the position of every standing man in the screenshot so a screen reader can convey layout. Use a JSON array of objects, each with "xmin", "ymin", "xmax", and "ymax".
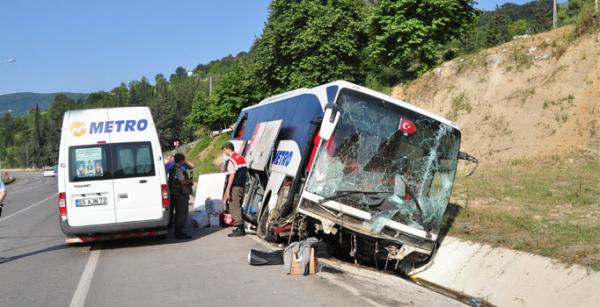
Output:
[
  {"xmin": 168, "ymin": 153, "xmax": 194, "ymax": 239},
  {"xmin": 0, "ymin": 177, "xmax": 6, "ymax": 217},
  {"xmin": 165, "ymin": 155, "xmax": 194, "ymax": 227},
  {"xmin": 222, "ymin": 142, "xmax": 248, "ymax": 237}
]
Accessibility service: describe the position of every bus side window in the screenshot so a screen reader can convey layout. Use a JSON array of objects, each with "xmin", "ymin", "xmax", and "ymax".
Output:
[{"xmin": 234, "ymin": 114, "xmax": 248, "ymax": 139}]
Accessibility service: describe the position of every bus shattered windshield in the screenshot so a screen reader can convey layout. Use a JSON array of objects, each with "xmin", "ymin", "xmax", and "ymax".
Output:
[{"xmin": 306, "ymin": 89, "xmax": 460, "ymax": 234}]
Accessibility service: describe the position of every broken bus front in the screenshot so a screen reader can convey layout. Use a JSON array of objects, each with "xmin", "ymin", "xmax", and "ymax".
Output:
[{"xmin": 297, "ymin": 86, "xmax": 462, "ymax": 274}]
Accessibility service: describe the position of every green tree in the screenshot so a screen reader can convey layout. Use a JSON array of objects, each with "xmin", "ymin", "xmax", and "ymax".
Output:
[
  {"xmin": 509, "ymin": 18, "xmax": 531, "ymax": 36},
  {"xmin": 190, "ymin": 55, "xmax": 265, "ymax": 130},
  {"xmin": 560, "ymin": 0, "xmax": 594, "ymax": 24},
  {"xmin": 486, "ymin": 9, "xmax": 513, "ymax": 46},
  {"xmin": 44, "ymin": 93, "xmax": 72, "ymax": 165},
  {"xmin": 30, "ymin": 104, "xmax": 45, "ymax": 167},
  {"xmin": 534, "ymin": 0, "xmax": 553, "ymax": 32},
  {"xmin": 111, "ymin": 83, "xmax": 129, "ymax": 107},
  {"xmin": 150, "ymin": 74, "xmax": 179, "ymax": 148},
  {"xmin": 128, "ymin": 77, "xmax": 153, "ymax": 106},
  {"xmin": 170, "ymin": 66, "xmax": 188, "ymax": 82},
  {"xmin": 252, "ymin": 0, "xmax": 368, "ymax": 95},
  {"xmin": 367, "ymin": 0, "xmax": 476, "ymax": 78}
]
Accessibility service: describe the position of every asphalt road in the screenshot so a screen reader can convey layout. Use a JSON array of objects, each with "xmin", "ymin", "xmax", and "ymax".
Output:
[{"xmin": 0, "ymin": 172, "xmax": 463, "ymax": 307}]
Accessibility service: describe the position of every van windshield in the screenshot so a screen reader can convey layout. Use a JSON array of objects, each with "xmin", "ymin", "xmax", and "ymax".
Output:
[{"xmin": 68, "ymin": 142, "xmax": 156, "ymax": 182}]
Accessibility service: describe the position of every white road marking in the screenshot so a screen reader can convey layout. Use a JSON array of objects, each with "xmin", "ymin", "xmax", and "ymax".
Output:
[
  {"xmin": 70, "ymin": 247, "xmax": 101, "ymax": 307},
  {"xmin": 0, "ymin": 194, "xmax": 55, "ymax": 222}
]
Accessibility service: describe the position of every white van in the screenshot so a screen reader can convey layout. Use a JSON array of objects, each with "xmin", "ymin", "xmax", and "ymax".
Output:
[{"xmin": 58, "ymin": 107, "xmax": 170, "ymax": 242}]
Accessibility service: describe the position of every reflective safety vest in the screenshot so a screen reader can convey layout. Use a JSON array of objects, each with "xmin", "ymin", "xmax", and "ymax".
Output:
[{"xmin": 228, "ymin": 152, "xmax": 248, "ymax": 188}]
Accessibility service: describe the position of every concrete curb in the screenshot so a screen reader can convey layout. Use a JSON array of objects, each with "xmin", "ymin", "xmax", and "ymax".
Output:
[{"xmin": 415, "ymin": 236, "xmax": 600, "ymax": 307}]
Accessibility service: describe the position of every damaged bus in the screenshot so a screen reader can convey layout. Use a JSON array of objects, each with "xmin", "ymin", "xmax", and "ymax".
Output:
[{"xmin": 229, "ymin": 81, "xmax": 476, "ymax": 275}]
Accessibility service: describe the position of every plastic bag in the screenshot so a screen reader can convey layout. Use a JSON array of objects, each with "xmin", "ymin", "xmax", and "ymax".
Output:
[
  {"xmin": 206, "ymin": 199, "xmax": 224, "ymax": 215},
  {"xmin": 191, "ymin": 211, "xmax": 209, "ymax": 228}
]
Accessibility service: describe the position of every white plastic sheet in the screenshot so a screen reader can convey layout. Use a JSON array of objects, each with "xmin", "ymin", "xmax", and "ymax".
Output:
[{"xmin": 193, "ymin": 172, "xmax": 227, "ymax": 211}]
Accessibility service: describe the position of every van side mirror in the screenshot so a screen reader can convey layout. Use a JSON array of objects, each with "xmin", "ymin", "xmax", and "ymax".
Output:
[{"xmin": 319, "ymin": 104, "xmax": 340, "ymax": 141}]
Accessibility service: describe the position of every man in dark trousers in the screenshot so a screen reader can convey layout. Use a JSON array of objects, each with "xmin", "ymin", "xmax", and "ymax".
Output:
[
  {"xmin": 166, "ymin": 155, "xmax": 194, "ymax": 227},
  {"xmin": 222, "ymin": 142, "xmax": 248, "ymax": 237},
  {"xmin": 168, "ymin": 153, "xmax": 194, "ymax": 239}
]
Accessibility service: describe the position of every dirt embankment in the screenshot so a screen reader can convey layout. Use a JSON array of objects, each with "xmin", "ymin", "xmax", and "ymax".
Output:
[
  {"xmin": 394, "ymin": 26, "xmax": 600, "ymax": 166},
  {"xmin": 393, "ymin": 26, "xmax": 600, "ymax": 269}
]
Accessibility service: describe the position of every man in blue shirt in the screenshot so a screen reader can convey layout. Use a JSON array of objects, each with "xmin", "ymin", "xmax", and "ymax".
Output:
[
  {"xmin": 165, "ymin": 156, "xmax": 194, "ymax": 173},
  {"xmin": 0, "ymin": 178, "xmax": 6, "ymax": 217}
]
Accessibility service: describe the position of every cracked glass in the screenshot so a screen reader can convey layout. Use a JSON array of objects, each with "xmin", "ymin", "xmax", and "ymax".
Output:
[{"xmin": 306, "ymin": 89, "xmax": 460, "ymax": 234}]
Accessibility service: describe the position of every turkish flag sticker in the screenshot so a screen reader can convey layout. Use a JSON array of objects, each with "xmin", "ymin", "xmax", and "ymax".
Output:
[{"xmin": 399, "ymin": 118, "xmax": 417, "ymax": 135}]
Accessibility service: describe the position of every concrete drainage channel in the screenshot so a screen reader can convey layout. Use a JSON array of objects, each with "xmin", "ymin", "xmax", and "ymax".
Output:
[{"xmin": 249, "ymin": 236, "xmax": 487, "ymax": 307}]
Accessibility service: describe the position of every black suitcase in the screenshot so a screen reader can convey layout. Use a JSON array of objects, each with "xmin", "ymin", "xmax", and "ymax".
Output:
[{"xmin": 248, "ymin": 249, "xmax": 284, "ymax": 266}]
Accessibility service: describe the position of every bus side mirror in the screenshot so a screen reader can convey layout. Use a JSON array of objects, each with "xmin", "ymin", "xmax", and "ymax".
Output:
[
  {"xmin": 458, "ymin": 151, "xmax": 479, "ymax": 177},
  {"xmin": 320, "ymin": 104, "xmax": 340, "ymax": 141}
]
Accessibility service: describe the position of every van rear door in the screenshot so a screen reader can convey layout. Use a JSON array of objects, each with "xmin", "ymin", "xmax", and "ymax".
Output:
[
  {"xmin": 64, "ymin": 108, "xmax": 117, "ymax": 227},
  {"xmin": 67, "ymin": 144, "xmax": 116, "ymax": 226},
  {"xmin": 107, "ymin": 108, "xmax": 163, "ymax": 223},
  {"xmin": 112, "ymin": 142, "xmax": 162, "ymax": 222}
]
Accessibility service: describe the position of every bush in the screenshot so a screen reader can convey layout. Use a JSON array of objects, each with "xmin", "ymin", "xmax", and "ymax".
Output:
[{"xmin": 575, "ymin": 4, "xmax": 600, "ymax": 36}]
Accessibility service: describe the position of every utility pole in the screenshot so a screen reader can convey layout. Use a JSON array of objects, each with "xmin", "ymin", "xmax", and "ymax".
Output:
[
  {"xmin": 596, "ymin": 0, "xmax": 599, "ymax": 14},
  {"xmin": 209, "ymin": 76, "xmax": 213, "ymax": 96},
  {"xmin": 552, "ymin": 0, "xmax": 557, "ymax": 29}
]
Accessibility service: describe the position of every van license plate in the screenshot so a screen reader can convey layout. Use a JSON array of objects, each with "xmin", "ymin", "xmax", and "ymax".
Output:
[{"xmin": 75, "ymin": 197, "xmax": 108, "ymax": 207}]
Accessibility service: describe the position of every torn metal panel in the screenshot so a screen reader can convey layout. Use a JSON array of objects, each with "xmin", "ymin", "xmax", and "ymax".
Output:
[{"xmin": 306, "ymin": 89, "xmax": 460, "ymax": 235}]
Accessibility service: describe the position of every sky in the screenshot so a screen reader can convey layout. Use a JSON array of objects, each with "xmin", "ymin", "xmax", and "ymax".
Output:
[
  {"xmin": 0, "ymin": 1, "xmax": 554, "ymax": 95},
  {"xmin": 0, "ymin": 0, "xmax": 271, "ymax": 95},
  {"xmin": 476, "ymin": 0, "xmax": 536, "ymax": 11}
]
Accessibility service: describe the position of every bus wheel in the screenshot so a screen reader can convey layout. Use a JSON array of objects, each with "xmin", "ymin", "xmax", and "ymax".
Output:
[{"xmin": 257, "ymin": 193, "xmax": 276, "ymax": 242}]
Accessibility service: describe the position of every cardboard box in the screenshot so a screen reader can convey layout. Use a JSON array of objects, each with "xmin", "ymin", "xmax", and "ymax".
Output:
[{"xmin": 289, "ymin": 248, "xmax": 317, "ymax": 275}]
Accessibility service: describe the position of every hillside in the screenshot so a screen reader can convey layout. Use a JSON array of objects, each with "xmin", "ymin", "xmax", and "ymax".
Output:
[
  {"xmin": 394, "ymin": 25, "xmax": 599, "ymax": 164},
  {"xmin": 393, "ymin": 26, "xmax": 600, "ymax": 269},
  {"xmin": 0, "ymin": 92, "xmax": 88, "ymax": 115}
]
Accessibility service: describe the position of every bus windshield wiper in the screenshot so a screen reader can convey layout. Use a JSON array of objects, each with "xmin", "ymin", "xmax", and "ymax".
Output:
[{"xmin": 318, "ymin": 190, "xmax": 393, "ymax": 204}]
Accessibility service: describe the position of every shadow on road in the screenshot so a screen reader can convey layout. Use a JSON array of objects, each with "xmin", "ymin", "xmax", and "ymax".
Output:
[
  {"xmin": 0, "ymin": 243, "xmax": 70, "ymax": 265},
  {"xmin": 0, "ymin": 237, "xmax": 60, "ymax": 254},
  {"xmin": 0, "ymin": 227, "xmax": 226, "ymax": 264},
  {"xmin": 96, "ymin": 225, "xmax": 225, "ymax": 250}
]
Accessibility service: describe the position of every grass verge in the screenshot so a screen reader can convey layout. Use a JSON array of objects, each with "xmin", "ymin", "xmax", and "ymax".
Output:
[
  {"xmin": 184, "ymin": 133, "xmax": 230, "ymax": 176},
  {"xmin": 449, "ymin": 152, "xmax": 600, "ymax": 270}
]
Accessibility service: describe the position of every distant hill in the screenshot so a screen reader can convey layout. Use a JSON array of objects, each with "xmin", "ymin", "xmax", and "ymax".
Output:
[{"xmin": 0, "ymin": 92, "xmax": 88, "ymax": 116}]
